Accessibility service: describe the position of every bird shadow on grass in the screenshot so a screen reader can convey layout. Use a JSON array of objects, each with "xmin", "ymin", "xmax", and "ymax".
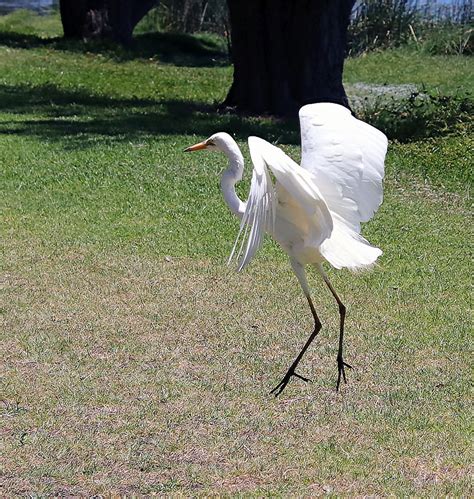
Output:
[
  {"xmin": 0, "ymin": 83, "xmax": 300, "ymax": 148},
  {"xmin": 0, "ymin": 29, "xmax": 228, "ymax": 67}
]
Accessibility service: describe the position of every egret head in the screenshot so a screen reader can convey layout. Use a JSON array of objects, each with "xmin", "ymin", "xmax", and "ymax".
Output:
[{"xmin": 184, "ymin": 132, "xmax": 234, "ymax": 153}]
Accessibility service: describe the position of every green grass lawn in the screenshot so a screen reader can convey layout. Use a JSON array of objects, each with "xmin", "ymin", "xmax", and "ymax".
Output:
[{"xmin": 1, "ymin": 11, "xmax": 472, "ymax": 495}]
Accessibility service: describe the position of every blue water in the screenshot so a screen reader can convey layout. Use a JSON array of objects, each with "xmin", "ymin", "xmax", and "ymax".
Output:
[
  {"xmin": 0, "ymin": 0, "xmax": 57, "ymax": 14},
  {"xmin": 351, "ymin": 0, "xmax": 471, "ymax": 22}
]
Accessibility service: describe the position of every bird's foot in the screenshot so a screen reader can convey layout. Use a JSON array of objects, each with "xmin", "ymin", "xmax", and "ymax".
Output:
[
  {"xmin": 336, "ymin": 355, "xmax": 352, "ymax": 391},
  {"xmin": 270, "ymin": 366, "xmax": 310, "ymax": 397}
]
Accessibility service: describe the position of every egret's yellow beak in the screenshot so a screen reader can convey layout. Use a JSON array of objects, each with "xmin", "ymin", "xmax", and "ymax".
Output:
[{"xmin": 184, "ymin": 141, "xmax": 207, "ymax": 152}]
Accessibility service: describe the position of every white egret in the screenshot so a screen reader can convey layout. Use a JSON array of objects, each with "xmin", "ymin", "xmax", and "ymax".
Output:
[{"xmin": 185, "ymin": 103, "xmax": 387, "ymax": 396}]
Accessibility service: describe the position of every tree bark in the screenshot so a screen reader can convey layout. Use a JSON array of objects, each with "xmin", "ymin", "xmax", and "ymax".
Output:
[
  {"xmin": 223, "ymin": 0, "xmax": 355, "ymax": 117},
  {"xmin": 59, "ymin": 0, "xmax": 88, "ymax": 39},
  {"xmin": 59, "ymin": 0, "xmax": 158, "ymax": 45}
]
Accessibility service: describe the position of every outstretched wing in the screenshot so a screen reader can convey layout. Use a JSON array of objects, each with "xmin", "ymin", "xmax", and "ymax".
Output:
[
  {"xmin": 299, "ymin": 103, "xmax": 388, "ymax": 232},
  {"xmin": 230, "ymin": 136, "xmax": 332, "ymax": 271}
]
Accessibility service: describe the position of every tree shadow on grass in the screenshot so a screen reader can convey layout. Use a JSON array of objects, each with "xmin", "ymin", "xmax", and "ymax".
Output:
[
  {"xmin": 0, "ymin": 29, "xmax": 229, "ymax": 67},
  {"xmin": 0, "ymin": 83, "xmax": 299, "ymax": 148}
]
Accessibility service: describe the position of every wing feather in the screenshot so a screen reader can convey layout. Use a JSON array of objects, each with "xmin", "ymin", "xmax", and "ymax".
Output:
[
  {"xmin": 229, "ymin": 142, "xmax": 275, "ymax": 271},
  {"xmin": 299, "ymin": 103, "xmax": 388, "ymax": 232},
  {"xmin": 229, "ymin": 136, "xmax": 333, "ymax": 271}
]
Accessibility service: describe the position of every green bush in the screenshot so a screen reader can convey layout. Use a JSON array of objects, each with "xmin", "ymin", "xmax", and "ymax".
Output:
[
  {"xmin": 357, "ymin": 87, "xmax": 473, "ymax": 141},
  {"xmin": 417, "ymin": 24, "xmax": 473, "ymax": 55},
  {"xmin": 348, "ymin": 0, "xmax": 473, "ymax": 56},
  {"xmin": 136, "ymin": 0, "xmax": 228, "ymax": 35},
  {"xmin": 348, "ymin": 0, "xmax": 419, "ymax": 54}
]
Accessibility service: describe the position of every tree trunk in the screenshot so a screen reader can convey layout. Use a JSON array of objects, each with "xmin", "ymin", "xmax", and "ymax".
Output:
[
  {"xmin": 59, "ymin": 0, "xmax": 88, "ymax": 39},
  {"xmin": 223, "ymin": 0, "xmax": 355, "ymax": 117},
  {"xmin": 59, "ymin": 0, "xmax": 158, "ymax": 45}
]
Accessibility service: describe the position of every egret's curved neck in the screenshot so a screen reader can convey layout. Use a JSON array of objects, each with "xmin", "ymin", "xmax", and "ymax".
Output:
[{"xmin": 219, "ymin": 139, "xmax": 246, "ymax": 219}]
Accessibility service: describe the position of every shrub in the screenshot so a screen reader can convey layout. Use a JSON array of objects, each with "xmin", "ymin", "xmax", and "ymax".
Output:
[
  {"xmin": 348, "ymin": 0, "xmax": 473, "ymax": 56},
  {"xmin": 416, "ymin": 24, "xmax": 473, "ymax": 55},
  {"xmin": 357, "ymin": 87, "xmax": 473, "ymax": 141},
  {"xmin": 348, "ymin": 0, "xmax": 419, "ymax": 55},
  {"xmin": 136, "ymin": 0, "xmax": 229, "ymax": 35}
]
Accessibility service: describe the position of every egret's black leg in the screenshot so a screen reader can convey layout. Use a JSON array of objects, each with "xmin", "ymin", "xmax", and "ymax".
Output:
[
  {"xmin": 317, "ymin": 264, "xmax": 352, "ymax": 391},
  {"xmin": 271, "ymin": 260, "xmax": 322, "ymax": 397},
  {"xmin": 270, "ymin": 296, "xmax": 322, "ymax": 396},
  {"xmin": 335, "ymin": 301, "xmax": 352, "ymax": 391}
]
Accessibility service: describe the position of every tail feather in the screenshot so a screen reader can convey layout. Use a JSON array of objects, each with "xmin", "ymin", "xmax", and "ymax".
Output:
[{"xmin": 320, "ymin": 213, "xmax": 382, "ymax": 271}]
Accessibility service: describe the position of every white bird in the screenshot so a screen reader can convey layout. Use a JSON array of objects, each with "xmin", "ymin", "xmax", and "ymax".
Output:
[{"xmin": 185, "ymin": 102, "xmax": 387, "ymax": 396}]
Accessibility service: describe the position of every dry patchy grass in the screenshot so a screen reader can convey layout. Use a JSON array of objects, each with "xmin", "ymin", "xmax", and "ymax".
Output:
[{"xmin": 1, "ymin": 191, "xmax": 471, "ymax": 495}]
